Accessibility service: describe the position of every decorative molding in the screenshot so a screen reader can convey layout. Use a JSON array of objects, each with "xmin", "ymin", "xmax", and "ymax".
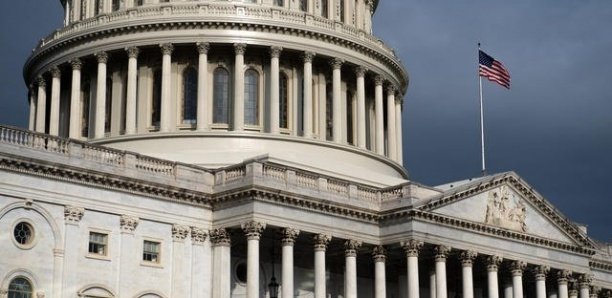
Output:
[
  {"xmin": 64, "ymin": 205, "xmax": 84, "ymax": 224},
  {"xmin": 209, "ymin": 228, "xmax": 231, "ymax": 246},
  {"xmin": 330, "ymin": 57, "xmax": 344, "ymax": 70},
  {"xmin": 196, "ymin": 42, "xmax": 210, "ymax": 55},
  {"xmin": 241, "ymin": 220, "xmax": 266, "ymax": 240},
  {"xmin": 459, "ymin": 250, "xmax": 477, "ymax": 267},
  {"xmin": 126, "ymin": 46, "xmax": 140, "ymax": 59},
  {"xmin": 160, "ymin": 43, "xmax": 174, "ymax": 55},
  {"xmin": 355, "ymin": 66, "xmax": 368, "ymax": 77},
  {"xmin": 485, "ymin": 186, "xmax": 527, "ymax": 232},
  {"xmin": 486, "ymin": 255, "xmax": 503, "ymax": 272},
  {"xmin": 94, "ymin": 51, "xmax": 108, "ymax": 64},
  {"xmin": 578, "ymin": 274, "xmax": 593, "ymax": 289},
  {"xmin": 234, "ymin": 43, "xmax": 247, "ymax": 56},
  {"xmin": 280, "ymin": 228, "xmax": 300, "ymax": 246},
  {"xmin": 590, "ymin": 259, "xmax": 612, "ymax": 272},
  {"xmin": 372, "ymin": 245, "xmax": 386, "ymax": 262},
  {"xmin": 344, "ymin": 239, "xmax": 362, "ymax": 257},
  {"xmin": 401, "ymin": 239, "xmax": 423, "ymax": 257},
  {"xmin": 190, "ymin": 227, "xmax": 208, "ymax": 244},
  {"xmin": 69, "ymin": 58, "xmax": 82, "ymax": 70},
  {"xmin": 120, "ymin": 215, "xmax": 139, "ymax": 233},
  {"xmin": 172, "ymin": 224, "xmax": 190, "ymax": 241},
  {"xmin": 374, "ymin": 75, "xmax": 384, "ymax": 86},
  {"xmin": 270, "ymin": 46, "xmax": 283, "ymax": 58},
  {"xmin": 433, "ymin": 245, "xmax": 451, "ymax": 262},
  {"xmin": 50, "ymin": 66, "xmax": 61, "ymax": 78},
  {"xmin": 36, "ymin": 76, "xmax": 46, "ymax": 87},
  {"xmin": 533, "ymin": 265, "xmax": 550, "ymax": 281},
  {"xmin": 313, "ymin": 233, "xmax": 331, "ymax": 251},
  {"xmin": 557, "ymin": 269, "xmax": 572, "ymax": 284},
  {"xmin": 302, "ymin": 51, "xmax": 315, "ymax": 63},
  {"xmin": 510, "ymin": 260, "xmax": 527, "ymax": 276}
]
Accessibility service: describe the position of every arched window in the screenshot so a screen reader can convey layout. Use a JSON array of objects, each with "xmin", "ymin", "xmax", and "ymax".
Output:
[
  {"xmin": 321, "ymin": 0, "xmax": 328, "ymax": 18},
  {"xmin": 213, "ymin": 67, "xmax": 230, "ymax": 125},
  {"xmin": 182, "ymin": 67, "xmax": 198, "ymax": 124},
  {"xmin": 299, "ymin": 0, "xmax": 307, "ymax": 12},
  {"xmin": 279, "ymin": 73, "xmax": 289, "ymax": 129},
  {"xmin": 152, "ymin": 69, "xmax": 162, "ymax": 127},
  {"xmin": 105, "ymin": 77, "xmax": 112, "ymax": 134},
  {"xmin": 325, "ymin": 81, "xmax": 333, "ymax": 140},
  {"xmin": 244, "ymin": 69, "xmax": 259, "ymax": 126},
  {"xmin": 8, "ymin": 277, "xmax": 33, "ymax": 298},
  {"xmin": 82, "ymin": 81, "xmax": 91, "ymax": 138}
]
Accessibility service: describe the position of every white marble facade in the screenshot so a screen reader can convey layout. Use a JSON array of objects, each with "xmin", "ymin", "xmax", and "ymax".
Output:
[{"xmin": 2, "ymin": 0, "xmax": 612, "ymax": 297}]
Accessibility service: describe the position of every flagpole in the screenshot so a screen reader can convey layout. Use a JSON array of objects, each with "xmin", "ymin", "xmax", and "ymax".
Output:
[{"xmin": 478, "ymin": 43, "xmax": 486, "ymax": 176}]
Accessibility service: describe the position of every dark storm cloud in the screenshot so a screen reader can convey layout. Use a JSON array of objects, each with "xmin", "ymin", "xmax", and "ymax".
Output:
[{"xmin": 1, "ymin": 1, "xmax": 610, "ymax": 240}]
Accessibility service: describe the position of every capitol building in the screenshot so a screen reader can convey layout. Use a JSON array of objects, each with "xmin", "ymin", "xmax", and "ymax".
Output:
[{"xmin": 1, "ymin": 0, "xmax": 611, "ymax": 297}]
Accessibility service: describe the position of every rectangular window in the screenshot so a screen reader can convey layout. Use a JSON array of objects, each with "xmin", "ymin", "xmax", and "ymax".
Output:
[
  {"xmin": 88, "ymin": 232, "xmax": 108, "ymax": 255},
  {"xmin": 143, "ymin": 240, "xmax": 161, "ymax": 263},
  {"xmin": 273, "ymin": 0, "xmax": 283, "ymax": 6}
]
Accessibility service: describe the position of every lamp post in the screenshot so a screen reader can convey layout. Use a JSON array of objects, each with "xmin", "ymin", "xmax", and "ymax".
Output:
[{"xmin": 269, "ymin": 245, "xmax": 280, "ymax": 298}]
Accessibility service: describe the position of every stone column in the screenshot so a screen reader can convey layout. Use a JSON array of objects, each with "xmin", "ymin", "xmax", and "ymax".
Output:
[
  {"xmin": 569, "ymin": 287, "xmax": 579, "ymax": 298},
  {"xmin": 344, "ymin": 240, "xmax": 362, "ymax": 298},
  {"xmin": 487, "ymin": 256, "xmax": 502, "ymax": 298},
  {"xmin": 557, "ymin": 270, "xmax": 571, "ymax": 298},
  {"xmin": 233, "ymin": 43, "xmax": 246, "ymax": 131},
  {"xmin": 318, "ymin": 73, "xmax": 327, "ymax": 140},
  {"xmin": 52, "ymin": 247, "xmax": 64, "ymax": 298},
  {"xmin": 372, "ymin": 245, "xmax": 387, "ymax": 298},
  {"xmin": 62, "ymin": 206, "xmax": 84, "ymax": 298},
  {"xmin": 49, "ymin": 67, "xmax": 61, "ymax": 136},
  {"xmin": 331, "ymin": 58, "xmax": 343, "ymax": 143},
  {"xmin": 281, "ymin": 228, "xmax": 300, "ymax": 298},
  {"xmin": 511, "ymin": 261, "xmax": 527, "ymax": 298},
  {"xmin": 578, "ymin": 274, "xmax": 592, "ymax": 298},
  {"xmin": 171, "ymin": 225, "xmax": 190, "ymax": 297},
  {"xmin": 401, "ymin": 239, "xmax": 423, "ymax": 298},
  {"xmin": 118, "ymin": 215, "xmax": 139, "ymax": 297},
  {"xmin": 395, "ymin": 96, "xmax": 403, "ymax": 164},
  {"xmin": 430, "ymin": 270, "xmax": 437, "ymax": 298},
  {"xmin": 191, "ymin": 227, "xmax": 212, "ymax": 298},
  {"xmin": 460, "ymin": 251, "xmax": 477, "ymax": 298},
  {"xmin": 374, "ymin": 75, "xmax": 384, "ymax": 154},
  {"xmin": 269, "ymin": 46, "xmax": 282, "ymax": 133},
  {"xmin": 386, "ymin": 85, "xmax": 397, "ymax": 160},
  {"xmin": 125, "ymin": 47, "xmax": 139, "ymax": 135},
  {"xmin": 69, "ymin": 59, "xmax": 83, "ymax": 139},
  {"xmin": 94, "ymin": 52, "xmax": 108, "ymax": 138},
  {"xmin": 355, "ymin": 66, "xmax": 367, "ymax": 149},
  {"xmin": 210, "ymin": 228, "xmax": 231, "ymax": 298},
  {"xmin": 28, "ymin": 85, "xmax": 36, "ymax": 131},
  {"xmin": 313, "ymin": 234, "xmax": 331, "ymax": 298},
  {"xmin": 35, "ymin": 76, "xmax": 47, "ymax": 133},
  {"xmin": 535, "ymin": 266, "xmax": 550, "ymax": 298},
  {"xmin": 159, "ymin": 43, "xmax": 174, "ymax": 132},
  {"xmin": 242, "ymin": 221, "xmax": 266, "ymax": 298},
  {"xmin": 434, "ymin": 245, "xmax": 451, "ymax": 298},
  {"xmin": 196, "ymin": 42, "xmax": 210, "ymax": 131},
  {"xmin": 504, "ymin": 281, "xmax": 514, "ymax": 298},
  {"xmin": 302, "ymin": 52, "xmax": 315, "ymax": 138}
]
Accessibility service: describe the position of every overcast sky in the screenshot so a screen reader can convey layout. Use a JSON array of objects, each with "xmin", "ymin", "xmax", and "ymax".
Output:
[{"xmin": 0, "ymin": 1, "xmax": 610, "ymax": 241}]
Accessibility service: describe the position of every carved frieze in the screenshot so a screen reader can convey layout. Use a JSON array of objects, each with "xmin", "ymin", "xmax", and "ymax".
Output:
[
  {"xmin": 191, "ymin": 227, "xmax": 208, "ymax": 244},
  {"xmin": 372, "ymin": 245, "xmax": 386, "ymax": 262},
  {"xmin": 558, "ymin": 269, "xmax": 572, "ymax": 284},
  {"xmin": 280, "ymin": 228, "xmax": 300, "ymax": 246},
  {"xmin": 533, "ymin": 265, "xmax": 550, "ymax": 281},
  {"xmin": 241, "ymin": 220, "xmax": 266, "ymax": 240},
  {"xmin": 486, "ymin": 255, "xmax": 503, "ymax": 272},
  {"xmin": 510, "ymin": 260, "xmax": 527, "ymax": 276},
  {"xmin": 401, "ymin": 239, "xmax": 423, "ymax": 257},
  {"xmin": 459, "ymin": 250, "xmax": 477, "ymax": 267},
  {"xmin": 64, "ymin": 205, "xmax": 84, "ymax": 224},
  {"xmin": 433, "ymin": 245, "xmax": 451, "ymax": 262},
  {"xmin": 209, "ymin": 228, "xmax": 231, "ymax": 246},
  {"xmin": 172, "ymin": 224, "xmax": 190, "ymax": 241},
  {"xmin": 120, "ymin": 215, "xmax": 139, "ymax": 233},
  {"xmin": 344, "ymin": 239, "xmax": 362, "ymax": 257},
  {"xmin": 485, "ymin": 185, "xmax": 527, "ymax": 232},
  {"xmin": 313, "ymin": 234, "xmax": 331, "ymax": 251}
]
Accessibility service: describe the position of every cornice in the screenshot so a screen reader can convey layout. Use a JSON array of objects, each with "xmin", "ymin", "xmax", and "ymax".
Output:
[
  {"xmin": 590, "ymin": 259, "xmax": 612, "ymax": 273},
  {"xmin": 24, "ymin": 17, "xmax": 407, "ymax": 90}
]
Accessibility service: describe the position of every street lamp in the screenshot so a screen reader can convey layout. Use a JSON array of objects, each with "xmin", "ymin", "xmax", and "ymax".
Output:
[{"xmin": 268, "ymin": 245, "xmax": 280, "ymax": 298}]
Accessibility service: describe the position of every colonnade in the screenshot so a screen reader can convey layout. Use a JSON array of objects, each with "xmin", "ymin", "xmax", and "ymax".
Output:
[{"xmin": 27, "ymin": 42, "xmax": 405, "ymax": 163}]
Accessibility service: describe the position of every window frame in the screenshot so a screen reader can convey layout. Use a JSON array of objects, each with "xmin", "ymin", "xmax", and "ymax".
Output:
[
  {"xmin": 211, "ymin": 66, "xmax": 232, "ymax": 129},
  {"xmin": 243, "ymin": 67, "xmax": 263, "ymax": 130},
  {"xmin": 87, "ymin": 230, "xmax": 110, "ymax": 260},
  {"xmin": 141, "ymin": 237, "xmax": 164, "ymax": 268},
  {"xmin": 7, "ymin": 277, "xmax": 34, "ymax": 298},
  {"xmin": 11, "ymin": 219, "xmax": 37, "ymax": 250},
  {"xmin": 180, "ymin": 66, "xmax": 198, "ymax": 127}
]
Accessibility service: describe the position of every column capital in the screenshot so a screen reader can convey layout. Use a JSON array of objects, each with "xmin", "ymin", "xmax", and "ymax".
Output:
[
  {"xmin": 95, "ymin": 51, "xmax": 108, "ymax": 63},
  {"xmin": 209, "ymin": 228, "xmax": 231, "ymax": 246},
  {"xmin": 303, "ymin": 51, "xmax": 316, "ymax": 63},
  {"xmin": 160, "ymin": 43, "xmax": 174, "ymax": 55},
  {"xmin": 191, "ymin": 226, "xmax": 208, "ymax": 245},
  {"xmin": 119, "ymin": 215, "xmax": 139, "ymax": 233},
  {"xmin": 50, "ymin": 66, "xmax": 61, "ymax": 78},
  {"xmin": 280, "ymin": 227, "xmax": 300, "ymax": 246},
  {"xmin": 557, "ymin": 269, "xmax": 572, "ymax": 284},
  {"xmin": 344, "ymin": 239, "xmax": 362, "ymax": 257},
  {"xmin": 372, "ymin": 245, "xmax": 386, "ymax": 262},
  {"xmin": 459, "ymin": 250, "xmax": 478, "ymax": 267},
  {"xmin": 395, "ymin": 95, "xmax": 404, "ymax": 105},
  {"xmin": 125, "ymin": 46, "xmax": 140, "ymax": 58},
  {"xmin": 234, "ymin": 43, "xmax": 247, "ymax": 55},
  {"xmin": 172, "ymin": 224, "xmax": 190, "ymax": 242},
  {"xmin": 313, "ymin": 233, "xmax": 332, "ymax": 251},
  {"xmin": 270, "ymin": 46, "xmax": 283, "ymax": 58},
  {"xmin": 374, "ymin": 75, "xmax": 384, "ymax": 86},
  {"xmin": 196, "ymin": 42, "xmax": 210, "ymax": 54},
  {"xmin": 64, "ymin": 205, "xmax": 84, "ymax": 224},
  {"xmin": 365, "ymin": 0, "xmax": 374, "ymax": 9},
  {"xmin": 578, "ymin": 274, "xmax": 593, "ymax": 289},
  {"xmin": 533, "ymin": 265, "xmax": 550, "ymax": 281},
  {"xmin": 355, "ymin": 66, "xmax": 368, "ymax": 77},
  {"xmin": 330, "ymin": 58, "xmax": 344, "ymax": 70},
  {"xmin": 386, "ymin": 84, "xmax": 396, "ymax": 94},
  {"xmin": 401, "ymin": 239, "xmax": 423, "ymax": 257},
  {"xmin": 69, "ymin": 58, "xmax": 83, "ymax": 70},
  {"xmin": 570, "ymin": 289, "xmax": 579, "ymax": 297},
  {"xmin": 36, "ymin": 76, "xmax": 46, "ymax": 87},
  {"xmin": 434, "ymin": 245, "xmax": 451, "ymax": 262},
  {"xmin": 510, "ymin": 260, "xmax": 527, "ymax": 276},
  {"xmin": 241, "ymin": 220, "xmax": 266, "ymax": 240},
  {"xmin": 486, "ymin": 255, "xmax": 503, "ymax": 272},
  {"xmin": 36, "ymin": 292, "xmax": 45, "ymax": 298}
]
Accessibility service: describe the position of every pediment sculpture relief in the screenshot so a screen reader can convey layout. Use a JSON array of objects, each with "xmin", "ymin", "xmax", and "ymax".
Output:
[{"xmin": 484, "ymin": 186, "xmax": 527, "ymax": 232}]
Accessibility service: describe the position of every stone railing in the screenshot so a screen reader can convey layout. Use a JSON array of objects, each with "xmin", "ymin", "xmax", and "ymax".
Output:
[
  {"xmin": 0, "ymin": 126, "xmax": 70, "ymax": 155},
  {"xmin": 39, "ymin": 2, "xmax": 396, "ymax": 57}
]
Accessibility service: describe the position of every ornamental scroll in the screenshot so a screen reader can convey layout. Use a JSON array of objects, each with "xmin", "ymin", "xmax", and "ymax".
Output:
[{"xmin": 484, "ymin": 185, "xmax": 527, "ymax": 232}]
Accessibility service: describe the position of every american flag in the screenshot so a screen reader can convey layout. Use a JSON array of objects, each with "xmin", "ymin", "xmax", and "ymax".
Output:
[{"xmin": 479, "ymin": 50, "xmax": 511, "ymax": 89}]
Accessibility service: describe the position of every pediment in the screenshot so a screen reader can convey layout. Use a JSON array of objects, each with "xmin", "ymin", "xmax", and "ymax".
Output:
[{"xmin": 419, "ymin": 173, "xmax": 594, "ymax": 248}]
